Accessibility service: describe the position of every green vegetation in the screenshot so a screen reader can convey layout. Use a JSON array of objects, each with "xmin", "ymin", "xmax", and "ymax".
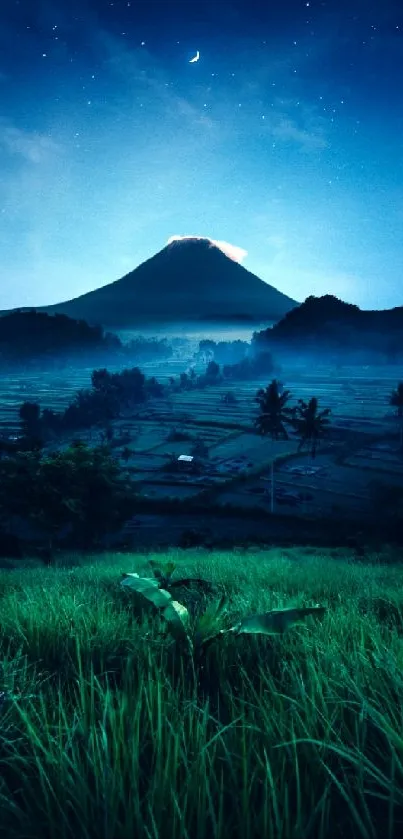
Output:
[
  {"xmin": 15, "ymin": 366, "xmax": 165, "ymax": 442},
  {"xmin": 0, "ymin": 548, "xmax": 403, "ymax": 837},
  {"xmin": 0, "ymin": 442, "xmax": 137, "ymax": 552}
]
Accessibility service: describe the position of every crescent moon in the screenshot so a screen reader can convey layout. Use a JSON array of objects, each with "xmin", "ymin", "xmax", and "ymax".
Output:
[{"xmin": 189, "ymin": 51, "xmax": 200, "ymax": 63}]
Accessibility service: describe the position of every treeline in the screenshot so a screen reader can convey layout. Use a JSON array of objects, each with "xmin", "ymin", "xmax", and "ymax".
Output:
[
  {"xmin": 0, "ymin": 310, "xmax": 120, "ymax": 364},
  {"xmin": 0, "ymin": 310, "xmax": 173, "ymax": 368},
  {"xmin": 195, "ymin": 339, "xmax": 249, "ymax": 365},
  {"xmin": 15, "ymin": 348, "xmax": 276, "ymax": 446},
  {"xmin": 16, "ymin": 366, "xmax": 165, "ymax": 443},
  {"xmin": 192, "ymin": 339, "xmax": 276, "ymax": 385},
  {"xmin": 124, "ymin": 336, "xmax": 173, "ymax": 361}
]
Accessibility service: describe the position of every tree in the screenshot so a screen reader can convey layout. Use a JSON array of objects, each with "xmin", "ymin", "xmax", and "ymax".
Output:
[
  {"xmin": 145, "ymin": 376, "xmax": 164, "ymax": 398},
  {"xmin": 0, "ymin": 450, "xmax": 42, "ymax": 531},
  {"xmin": 250, "ymin": 351, "xmax": 274, "ymax": 375},
  {"xmin": 291, "ymin": 397, "xmax": 331, "ymax": 459},
  {"xmin": 41, "ymin": 408, "xmax": 63, "ymax": 438},
  {"xmin": 19, "ymin": 401, "xmax": 42, "ymax": 439},
  {"xmin": 254, "ymin": 379, "xmax": 295, "ymax": 512},
  {"xmin": 0, "ymin": 443, "xmax": 138, "ymax": 552},
  {"xmin": 206, "ymin": 360, "xmax": 220, "ymax": 381},
  {"xmin": 254, "ymin": 380, "xmax": 294, "ymax": 440},
  {"xmin": 389, "ymin": 382, "xmax": 403, "ymax": 451}
]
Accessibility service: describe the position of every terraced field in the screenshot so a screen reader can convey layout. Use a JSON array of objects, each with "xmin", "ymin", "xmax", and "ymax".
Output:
[
  {"xmin": 1, "ymin": 361, "xmax": 402, "ymax": 438},
  {"xmin": 1, "ymin": 357, "xmax": 403, "ymax": 535}
]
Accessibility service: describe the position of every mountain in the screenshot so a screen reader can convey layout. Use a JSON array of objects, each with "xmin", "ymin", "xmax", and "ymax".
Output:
[
  {"xmin": 253, "ymin": 294, "xmax": 403, "ymax": 361},
  {"xmin": 2, "ymin": 238, "xmax": 297, "ymax": 328}
]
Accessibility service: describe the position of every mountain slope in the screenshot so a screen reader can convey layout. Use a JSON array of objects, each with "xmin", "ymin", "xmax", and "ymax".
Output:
[{"xmin": 7, "ymin": 238, "xmax": 297, "ymax": 328}]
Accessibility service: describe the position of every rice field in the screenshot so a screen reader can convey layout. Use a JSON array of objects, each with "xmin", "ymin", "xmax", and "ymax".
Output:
[
  {"xmin": 1, "ymin": 362, "xmax": 402, "ymax": 438},
  {"xmin": 1, "ymin": 359, "xmax": 402, "ymax": 529}
]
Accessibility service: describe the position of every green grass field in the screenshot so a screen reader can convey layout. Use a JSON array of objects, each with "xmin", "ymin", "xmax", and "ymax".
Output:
[{"xmin": 1, "ymin": 547, "xmax": 403, "ymax": 838}]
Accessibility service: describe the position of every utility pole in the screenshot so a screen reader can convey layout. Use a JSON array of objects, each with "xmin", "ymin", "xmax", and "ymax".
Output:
[{"xmin": 271, "ymin": 458, "xmax": 274, "ymax": 514}]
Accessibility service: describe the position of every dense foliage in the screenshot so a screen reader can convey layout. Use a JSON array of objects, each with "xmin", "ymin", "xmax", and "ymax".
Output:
[
  {"xmin": 17, "ymin": 365, "xmax": 164, "ymax": 439},
  {"xmin": 252, "ymin": 294, "xmax": 403, "ymax": 361},
  {"xmin": 0, "ymin": 309, "xmax": 121, "ymax": 365},
  {"xmin": 0, "ymin": 441, "xmax": 137, "ymax": 549}
]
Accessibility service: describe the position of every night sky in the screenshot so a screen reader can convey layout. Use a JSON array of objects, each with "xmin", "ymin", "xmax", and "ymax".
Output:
[{"xmin": 1, "ymin": 0, "xmax": 403, "ymax": 311}]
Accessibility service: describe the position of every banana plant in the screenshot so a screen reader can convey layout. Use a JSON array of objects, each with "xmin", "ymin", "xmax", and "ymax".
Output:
[
  {"xmin": 121, "ymin": 572, "xmax": 226, "ymax": 648},
  {"xmin": 121, "ymin": 572, "xmax": 189, "ymax": 639},
  {"xmin": 120, "ymin": 573, "xmax": 326, "ymax": 650}
]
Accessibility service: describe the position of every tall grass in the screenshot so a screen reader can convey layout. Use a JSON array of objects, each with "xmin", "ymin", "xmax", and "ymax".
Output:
[{"xmin": 1, "ymin": 547, "xmax": 403, "ymax": 838}]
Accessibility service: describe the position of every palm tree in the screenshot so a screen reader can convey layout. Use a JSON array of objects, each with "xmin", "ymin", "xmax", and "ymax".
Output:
[
  {"xmin": 389, "ymin": 382, "xmax": 403, "ymax": 451},
  {"xmin": 254, "ymin": 379, "xmax": 294, "ymax": 512},
  {"xmin": 254, "ymin": 380, "xmax": 294, "ymax": 440},
  {"xmin": 291, "ymin": 397, "xmax": 331, "ymax": 459}
]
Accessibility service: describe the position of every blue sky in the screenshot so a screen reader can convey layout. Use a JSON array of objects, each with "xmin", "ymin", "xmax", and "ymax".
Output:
[{"xmin": 1, "ymin": 0, "xmax": 403, "ymax": 311}]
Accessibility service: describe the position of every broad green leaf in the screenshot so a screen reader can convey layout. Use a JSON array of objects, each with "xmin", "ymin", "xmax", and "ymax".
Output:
[
  {"xmin": 163, "ymin": 600, "xmax": 190, "ymax": 640},
  {"xmin": 229, "ymin": 606, "xmax": 326, "ymax": 636},
  {"xmin": 120, "ymin": 573, "xmax": 172, "ymax": 608}
]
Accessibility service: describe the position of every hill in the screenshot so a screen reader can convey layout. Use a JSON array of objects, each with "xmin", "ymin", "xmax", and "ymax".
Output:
[
  {"xmin": 253, "ymin": 294, "xmax": 403, "ymax": 361},
  {"xmin": 0, "ymin": 309, "xmax": 122, "ymax": 368},
  {"xmin": 1, "ymin": 239, "xmax": 297, "ymax": 329}
]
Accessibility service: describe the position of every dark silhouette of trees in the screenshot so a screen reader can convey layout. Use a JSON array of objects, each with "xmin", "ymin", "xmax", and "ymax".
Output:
[
  {"xmin": 62, "ymin": 367, "xmax": 151, "ymax": 431},
  {"xmin": 125, "ymin": 336, "xmax": 173, "ymax": 361},
  {"xmin": 0, "ymin": 309, "xmax": 121, "ymax": 367},
  {"xmin": 0, "ymin": 442, "xmax": 137, "ymax": 551},
  {"xmin": 252, "ymin": 294, "xmax": 403, "ymax": 362},
  {"xmin": 145, "ymin": 376, "xmax": 164, "ymax": 398},
  {"xmin": 291, "ymin": 397, "xmax": 331, "ymax": 459},
  {"xmin": 222, "ymin": 352, "xmax": 274, "ymax": 381},
  {"xmin": 254, "ymin": 380, "xmax": 294, "ymax": 440},
  {"xmin": 62, "ymin": 387, "xmax": 116, "ymax": 430},
  {"xmin": 196, "ymin": 339, "xmax": 249, "ymax": 365},
  {"xmin": 206, "ymin": 360, "xmax": 220, "ymax": 380},
  {"xmin": 24, "ymin": 366, "xmax": 163, "ymax": 439}
]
